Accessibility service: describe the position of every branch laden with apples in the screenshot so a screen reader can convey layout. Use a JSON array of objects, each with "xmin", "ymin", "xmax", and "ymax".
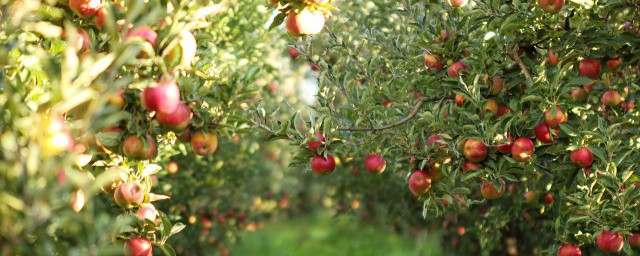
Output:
[{"xmin": 259, "ymin": 0, "xmax": 640, "ymax": 254}]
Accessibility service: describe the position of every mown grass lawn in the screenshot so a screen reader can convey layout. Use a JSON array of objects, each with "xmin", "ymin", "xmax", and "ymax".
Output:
[{"xmin": 231, "ymin": 213, "xmax": 442, "ymax": 256}]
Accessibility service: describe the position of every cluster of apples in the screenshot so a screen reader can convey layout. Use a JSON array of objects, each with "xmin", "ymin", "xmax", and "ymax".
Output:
[{"xmin": 268, "ymin": 0, "xmax": 333, "ymax": 37}]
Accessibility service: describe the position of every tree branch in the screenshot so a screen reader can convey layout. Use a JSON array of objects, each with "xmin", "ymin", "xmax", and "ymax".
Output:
[
  {"xmin": 337, "ymin": 96, "xmax": 442, "ymax": 132},
  {"xmin": 512, "ymin": 51, "xmax": 533, "ymax": 86}
]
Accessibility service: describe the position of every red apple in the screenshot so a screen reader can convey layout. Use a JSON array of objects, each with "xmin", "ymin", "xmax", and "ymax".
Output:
[
  {"xmin": 408, "ymin": 170, "xmax": 432, "ymax": 196},
  {"xmin": 427, "ymin": 134, "xmax": 446, "ymax": 150},
  {"xmin": 511, "ymin": 138, "xmax": 534, "ymax": 162},
  {"xmin": 628, "ymin": 233, "xmax": 640, "ymax": 250},
  {"xmin": 496, "ymin": 134, "xmax": 514, "ymax": 154},
  {"xmin": 557, "ymin": 244, "xmax": 581, "ymax": 256},
  {"xmin": 578, "ymin": 59, "xmax": 601, "ymax": 79},
  {"xmin": 447, "ymin": 60, "xmax": 468, "ymax": 77},
  {"xmin": 190, "ymin": 131, "xmax": 218, "ymax": 156},
  {"xmin": 544, "ymin": 193, "xmax": 554, "ymax": 205},
  {"xmin": 621, "ymin": 100, "xmax": 635, "ymax": 111},
  {"xmin": 364, "ymin": 154, "xmax": 386, "ymax": 174},
  {"xmin": 311, "ymin": 154, "xmax": 336, "ymax": 174},
  {"xmin": 124, "ymin": 237, "xmax": 152, "ymax": 256},
  {"xmin": 125, "ymin": 26, "xmax": 158, "ymax": 46},
  {"xmin": 122, "ymin": 134, "xmax": 157, "ymax": 160},
  {"xmin": 156, "ymin": 102, "xmax": 192, "ymax": 131},
  {"xmin": 288, "ymin": 47, "xmax": 300, "ymax": 59},
  {"xmin": 463, "ymin": 139, "xmax": 488, "ymax": 163},
  {"xmin": 545, "ymin": 106, "xmax": 567, "ymax": 128},
  {"xmin": 596, "ymin": 230, "xmax": 624, "ymax": 253},
  {"xmin": 523, "ymin": 190, "xmax": 539, "ymax": 204},
  {"xmin": 601, "ymin": 90, "xmax": 622, "ymax": 107},
  {"xmin": 535, "ymin": 122, "xmax": 557, "ymax": 143},
  {"xmin": 548, "ymin": 49, "xmax": 560, "ymax": 66},
  {"xmin": 176, "ymin": 127, "xmax": 191, "ymax": 143},
  {"xmin": 570, "ymin": 147, "xmax": 594, "ymax": 167},
  {"xmin": 606, "ymin": 56, "xmax": 622, "ymax": 70},
  {"xmin": 455, "ymin": 94, "xmax": 464, "ymax": 107},
  {"xmin": 285, "ymin": 9, "xmax": 326, "ymax": 36},
  {"xmin": 462, "ymin": 161, "xmax": 482, "ymax": 173},
  {"xmin": 307, "ymin": 141, "xmax": 323, "ymax": 155},
  {"xmin": 570, "ymin": 88, "xmax": 588, "ymax": 101},
  {"xmin": 496, "ymin": 103, "xmax": 514, "ymax": 118},
  {"xmin": 481, "ymin": 179, "xmax": 505, "ymax": 199},
  {"xmin": 141, "ymin": 81, "xmax": 181, "ymax": 114},
  {"xmin": 114, "ymin": 181, "xmax": 145, "ymax": 209},
  {"xmin": 447, "ymin": 0, "xmax": 468, "ymax": 7},
  {"xmin": 95, "ymin": 6, "xmax": 108, "ymax": 30},
  {"xmin": 538, "ymin": 0, "xmax": 564, "ymax": 13},
  {"xmin": 483, "ymin": 98, "xmax": 499, "ymax": 116},
  {"xmin": 136, "ymin": 203, "xmax": 157, "ymax": 221},
  {"xmin": 423, "ymin": 52, "xmax": 444, "ymax": 70},
  {"xmin": 69, "ymin": 0, "xmax": 100, "ymax": 18},
  {"xmin": 489, "ymin": 75, "xmax": 503, "ymax": 95},
  {"xmin": 167, "ymin": 161, "xmax": 178, "ymax": 174}
]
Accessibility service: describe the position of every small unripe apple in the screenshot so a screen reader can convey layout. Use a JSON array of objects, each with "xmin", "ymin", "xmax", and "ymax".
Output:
[
  {"xmin": 122, "ymin": 134, "xmax": 157, "ymax": 160},
  {"xmin": 601, "ymin": 90, "xmax": 622, "ymax": 107},
  {"xmin": 285, "ymin": 9, "xmax": 326, "ymax": 36},
  {"xmin": 570, "ymin": 88, "xmax": 588, "ymax": 101},
  {"xmin": 557, "ymin": 244, "xmax": 581, "ymax": 256},
  {"xmin": 534, "ymin": 122, "xmax": 557, "ymax": 143},
  {"xmin": 455, "ymin": 94, "xmax": 464, "ymax": 107},
  {"xmin": 190, "ymin": 131, "xmax": 218, "ymax": 156},
  {"xmin": 124, "ymin": 237, "xmax": 152, "ymax": 256},
  {"xmin": 136, "ymin": 203, "xmax": 157, "ymax": 221},
  {"xmin": 596, "ymin": 230, "xmax": 624, "ymax": 253},
  {"xmin": 114, "ymin": 181, "xmax": 145, "ymax": 209},
  {"xmin": 545, "ymin": 106, "xmax": 567, "ymax": 128},
  {"xmin": 570, "ymin": 147, "xmax": 594, "ymax": 167},
  {"xmin": 108, "ymin": 88, "xmax": 125, "ymax": 108},
  {"xmin": 537, "ymin": 0, "xmax": 564, "ymax": 13},
  {"xmin": 408, "ymin": 170, "xmax": 432, "ymax": 196},
  {"xmin": 481, "ymin": 179, "xmax": 505, "ymax": 199},
  {"xmin": 463, "ymin": 139, "xmax": 488, "ymax": 163},
  {"xmin": 167, "ymin": 161, "xmax": 178, "ymax": 174},
  {"xmin": 447, "ymin": 60, "xmax": 468, "ymax": 77},
  {"xmin": 364, "ymin": 154, "xmax": 386, "ymax": 174},
  {"xmin": 311, "ymin": 154, "xmax": 336, "ymax": 174},
  {"xmin": 156, "ymin": 102, "xmax": 192, "ymax": 131},
  {"xmin": 423, "ymin": 52, "xmax": 444, "ymax": 70},
  {"xmin": 69, "ymin": 0, "xmax": 101, "ymax": 18},
  {"xmin": 628, "ymin": 233, "xmax": 640, "ymax": 250},
  {"xmin": 547, "ymin": 49, "xmax": 560, "ymax": 66},
  {"xmin": 511, "ymin": 138, "xmax": 534, "ymax": 162},
  {"xmin": 141, "ymin": 81, "xmax": 181, "ymax": 114},
  {"xmin": 578, "ymin": 59, "xmax": 601, "ymax": 79}
]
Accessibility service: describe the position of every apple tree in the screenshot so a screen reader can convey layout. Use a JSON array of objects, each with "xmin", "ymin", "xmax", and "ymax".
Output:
[{"xmin": 262, "ymin": 0, "xmax": 640, "ymax": 255}]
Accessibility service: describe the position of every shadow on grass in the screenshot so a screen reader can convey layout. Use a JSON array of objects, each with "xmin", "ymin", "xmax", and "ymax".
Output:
[{"xmin": 231, "ymin": 213, "xmax": 442, "ymax": 256}]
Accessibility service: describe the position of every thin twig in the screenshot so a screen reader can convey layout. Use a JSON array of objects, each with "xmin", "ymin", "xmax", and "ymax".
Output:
[
  {"xmin": 512, "ymin": 51, "xmax": 533, "ymax": 86},
  {"xmin": 337, "ymin": 96, "xmax": 441, "ymax": 131}
]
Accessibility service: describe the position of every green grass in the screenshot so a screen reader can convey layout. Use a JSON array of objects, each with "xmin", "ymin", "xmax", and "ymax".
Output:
[{"xmin": 231, "ymin": 213, "xmax": 442, "ymax": 256}]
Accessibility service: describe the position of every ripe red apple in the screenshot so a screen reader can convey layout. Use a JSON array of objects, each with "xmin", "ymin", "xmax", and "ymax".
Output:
[
  {"xmin": 621, "ymin": 100, "xmax": 635, "ymax": 111},
  {"xmin": 156, "ymin": 102, "xmax": 192, "ymax": 131},
  {"xmin": 311, "ymin": 154, "xmax": 336, "ymax": 174},
  {"xmin": 427, "ymin": 134, "xmax": 446, "ymax": 150},
  {"xmin": 578, "ymin": 59, "xmax": 601, "ymax": 79},
  {"xmin": 535, "ymin": 122, "xmax": 557, "ymax": 143},
  {"xmin": 176, "ymin": 127, "xmax": 191, "ymax": 143},
  {"xmin": 544, "ymin": 193, "xmax": 554, "ymax": 205},
  {"xmin": 538, "ymin": 0, "xmax": 564, "ymax": 13},
  {"xmin": 570, "ymin": 88, "xmax": 588, "ymax": 101},
  {"xmin": 570, "ymin": 147, "xmax": 594, "ymax": 167},
  {"xmin": 423, "ymin": 52, "xmax": 444, "ymax": 70},
  {"xmin": 136, "ymin": 203, "xmax": 157, "ymax": 221},
  {"xmin": 447, "ymin": 0, "xmax": 468, "ymax": 7},
  {"xmin": 141, "ymin": 81, "xmax": 181, "ymax": 114},
  {"xmin": 114, "ymin": 181, "xmax": 145, "ymax": 209},
  {"xmin": 285, "ymin": 9, "xmax": 326, "ymax": 36},
  {"xmin": 124, "ymin": 237, "xmax": 152, "ymax": 256},
  {"xmin": 69, "ymin": 0, "xmax": 100, "ymax": 18},
  {"xmin": 481, "ymin": 179, "xmax": 505, "ymax": 199},
  {"xmin": 489, "ymin": 75, "xmax": 503, "ymax": 95},
  {"xmin": 601, "ymin": 90, "xmax": 622, "ymax": 107},
  {"xmin": 628, "ymin": 233, "xmax": 640, "ymax": 250},
  {"xmin": 95, "ymin": 6, "xmax": 108, "ymax": 30},
  {"xmin": 606, "ymin": 56, "xmax": 622, "ymax": 70},
  {"xmin": 364, "ymin": 154, "xmax": 386, "ymax": 174},
  {"xmin": 288, "ymin": 47, "xmax": 300, "ymax": 59},
  {"xmin": 122, "ymin": 134, "xmax": 157, "ymax": 160},
  {"xmin": 557, "ymin": 244, "xmax": 581, "ymax": 256},
  {"xmin": 496, "ymin": 134, "xmax": 514, "ymax": 154},
  {"xmin": 408, "ymin": 170, "xmax": 432, "ymax": 196},
  {"xmin": 455, "ymin": 94, "xmax": 464, "ymax": 107},
  {"xmin": 511, "ymin": 138, "xmax": 534, "ymax": 162},
  {"xmin": 596, "ymin": 230, "xmax": 624, "ymax": 253},
  {"xmin": 462, "ymin": 161, "xmax": 482, "ymax": 173},
  {"xmin": 125, "ymin": 26, "xmax": 158, "ymax": 46},
  {"xmin": 447, "ymin": 61, "xmax": 468, "ymax": 77},
  {"xmin": 548, "ymin": 49, "xmax": 560, "ymax": 66},
  {"xmin": 463, "ymin": 139, "xmax": 488, "ymax": 163},
  {"xmin": 483, "ymin": 98, "xmax": 499, "ymax": 116},
  {"xmin": 545, "ymin": 106, "xmax": 567, "ymax": 128},
  {"xmin": 307, "ymin": 141, "xmax": 323, "ymax": 155},
  {"xmin": 496, "ymin": 103, "xmax": 514, "ymax": 118},
  {"xmin": 190, "ymin": 131, "xmax": 218, "ymax": 156}
]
